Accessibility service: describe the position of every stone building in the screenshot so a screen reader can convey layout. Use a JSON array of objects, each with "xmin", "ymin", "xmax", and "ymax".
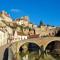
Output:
[
  {"xmin": 0, "ymin": 26, "xmax": 9, "ymax": 46},
  {"xmin": 16, "ymin": 16, "xmax": 29, "ymax": 27},
  {"xmin": 0, "ymin": 10, "xmax": 12, "ymax": 22}
]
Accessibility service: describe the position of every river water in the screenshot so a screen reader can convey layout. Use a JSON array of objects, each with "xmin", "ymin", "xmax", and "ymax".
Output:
[
  {"xmin": 5, "ymin": 48, "xmax": 60, "ymax": 60},
  {"xmin": 3, "ymin": 42, "xmax": 60, "ymax": 60}
]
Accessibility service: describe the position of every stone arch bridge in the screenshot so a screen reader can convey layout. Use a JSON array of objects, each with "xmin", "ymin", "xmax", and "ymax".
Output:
[
  {"xmin": 10, "ymin": 37, "xmax": 60, "ymax": 54},
  {"xmin": 0, "ymin": 37, "xmax": 60, "ymax": 60}
]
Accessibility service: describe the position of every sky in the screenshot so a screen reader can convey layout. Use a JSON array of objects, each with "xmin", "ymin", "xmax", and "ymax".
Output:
[{"xmin": 0, "ymin": 0, "xmax": 60, "ymax": 26}]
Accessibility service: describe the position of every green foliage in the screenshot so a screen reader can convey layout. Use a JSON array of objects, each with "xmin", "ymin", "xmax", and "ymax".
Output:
[
  {"xmin": 20, "ymin": 25, "xmax": 24, "ymax": 32},
  {"xmin": 29, "ymin": 22, "xmax": 33, "ymax": 24},
  {"xmin": 39, "ymin": 21, "xmax": 45, "ymax": 27}
]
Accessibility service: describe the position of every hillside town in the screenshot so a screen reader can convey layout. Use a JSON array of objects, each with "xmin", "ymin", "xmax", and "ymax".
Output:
[{"xmin": 0, "ymin": 11, "xmax": 60, "ymax": 46}]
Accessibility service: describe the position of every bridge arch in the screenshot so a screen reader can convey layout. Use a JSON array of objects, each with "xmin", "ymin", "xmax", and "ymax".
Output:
[
  {"xmin": 19, "ymin": 42, "xmax": 41, "ymax": 53},
  {"xmin": 17, "ymin": 41, "xmax": 42, "ymax": 52},
  {"xmin": 3, "ymin": 48, "xmax": 8, "ymax": 60},
  {"xmin": 44, "ymin": 39, "xmax": 60, "ymax": 50},
  {"xmin": 19, "ymin": 42, "xmax": 41, "ymax": 60},
  {"xmin": 10, "ymin": 38, "xmax": 42, "ymax": 55},
  {"xmin": 10, "ymin": 37, "xmax": 60, "ymax": 53},
  {"xmin": 3, "ymin": 45, "xmax": 14, "ymax": 60},
  {"xmin": 1, "ymin": 37, "xmax": 60, "ymax": 60}
]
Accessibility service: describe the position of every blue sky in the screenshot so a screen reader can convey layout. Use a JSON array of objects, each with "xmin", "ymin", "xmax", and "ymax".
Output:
[{"xmin": 0, "ymin": 0, "xmax": 60, "ymax": 26}]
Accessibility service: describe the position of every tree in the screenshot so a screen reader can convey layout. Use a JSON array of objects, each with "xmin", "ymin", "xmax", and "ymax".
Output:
[
  {"xmin": 20, "ymin": 25, "xmax": 24, "ymax": 32},
  {"xmin": 39, "ymin": 21, "xmax": 45, "ymax": 27}
]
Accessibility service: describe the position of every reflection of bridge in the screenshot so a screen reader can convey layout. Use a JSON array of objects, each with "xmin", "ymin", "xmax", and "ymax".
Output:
[{"xmin": 0, "ymin": 37, "xmax": 60, "ymax": 60}]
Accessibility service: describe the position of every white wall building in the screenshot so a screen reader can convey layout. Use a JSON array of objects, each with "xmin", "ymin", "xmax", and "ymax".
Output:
[{"xmin": 12, "ymin": 31, "xmax": 28, "ymax": 43}]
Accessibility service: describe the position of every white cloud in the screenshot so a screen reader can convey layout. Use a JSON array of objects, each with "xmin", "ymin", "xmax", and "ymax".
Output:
[
  {"xmin": 10, "ymin": 8, "xmax": 29, "ymax": 16},
  {"xmin": 11, "ymin": 9, "xmax": 20, "ymax": 12}
]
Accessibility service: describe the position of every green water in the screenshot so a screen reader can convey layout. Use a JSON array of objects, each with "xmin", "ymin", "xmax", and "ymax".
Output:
[
  {"xmin": 8, "ymin": 48, "xmax": 60, "ymax": 60},
  {"xmin": 8, "ymin": 42, "xmax": 60, "ymax": 60},
  {"xmin": 18, "ymin": 52, "xmax": 60, "ymax": 60}
]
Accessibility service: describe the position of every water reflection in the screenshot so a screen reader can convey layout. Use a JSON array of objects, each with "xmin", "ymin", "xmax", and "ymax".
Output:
[
  {"xmin": 19, "ymin": 43, "xmax": 41, "ymax": 60},
  {"xmin": 45, "ymin": 41, "xmax": 60, "ymax": 60},
  {"xmin": 3, "ymin": 42, "xmax": 60, "ymax": 60},
  {"xmin": 19, "ymin": 42, "xmax": 60, "ymax": 60}
]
